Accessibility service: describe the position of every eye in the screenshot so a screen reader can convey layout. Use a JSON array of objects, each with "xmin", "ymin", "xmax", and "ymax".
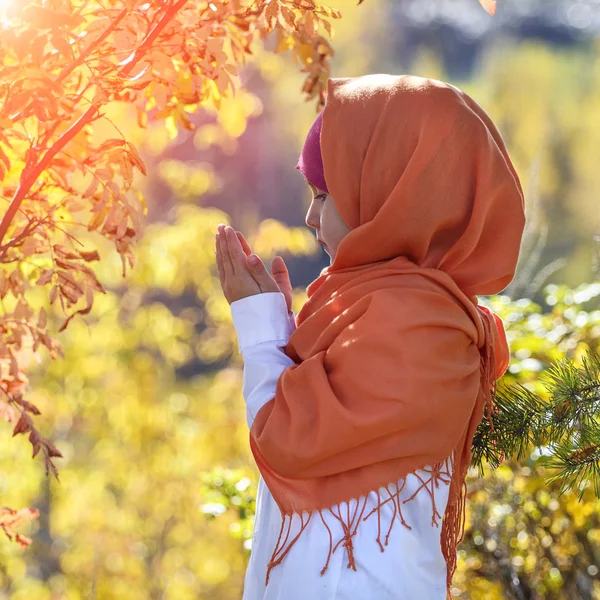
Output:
[{"xmin": 315, "ymin": 194, "xmax": 327, "ymax": 202}]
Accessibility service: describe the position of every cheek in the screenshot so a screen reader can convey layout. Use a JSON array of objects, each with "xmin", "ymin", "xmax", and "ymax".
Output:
[
  {"xmin": 321, "ymin": 202, "xmax": 338, "ymax": 239},
  {"xmin": 321, "ymin": 201, "xmax": 332, "ymax": 228}
]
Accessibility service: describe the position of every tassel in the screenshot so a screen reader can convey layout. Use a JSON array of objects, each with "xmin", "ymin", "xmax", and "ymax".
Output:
[
  {"xmin": 441, "ymin": 308, "xmax": 497, "ymax": 599},
  {"xmin": 265, "ymin": 511, "xmax": 313, "ymax": 585},
  {"xmin": 263, "ymin": 455, "xmax": 454, "ymax": 587}
]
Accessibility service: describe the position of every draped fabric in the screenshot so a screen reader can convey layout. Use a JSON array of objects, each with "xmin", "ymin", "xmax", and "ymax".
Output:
[{"xmin": 248, "ymin": 75, "xmax": 526, "ymax": 598}]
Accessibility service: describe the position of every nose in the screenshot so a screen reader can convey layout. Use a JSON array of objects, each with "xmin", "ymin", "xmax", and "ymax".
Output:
[{"xmin": 305, "ymin": 197, "xmax": 320, "ymax": 231}]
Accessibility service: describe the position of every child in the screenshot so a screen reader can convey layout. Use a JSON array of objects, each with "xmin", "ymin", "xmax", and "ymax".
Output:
[{"xmin": 215, "ymin": 74, "xmax": 526, "ymax": 600}]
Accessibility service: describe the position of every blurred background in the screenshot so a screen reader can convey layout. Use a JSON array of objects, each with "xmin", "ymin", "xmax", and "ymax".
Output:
[{"xmin": 1, "ymin": 0, "xmax": 600, "ymax": 598}]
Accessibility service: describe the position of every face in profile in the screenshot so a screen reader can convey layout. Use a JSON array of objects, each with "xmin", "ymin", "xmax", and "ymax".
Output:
[{"xmin": 304, "ymin": 183, "xmax": 351, "ymax": 261}]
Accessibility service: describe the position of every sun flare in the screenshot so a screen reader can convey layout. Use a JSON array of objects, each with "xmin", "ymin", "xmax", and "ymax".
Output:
[
  {"xmin": 0, "ymin": 0, "xmax": 12, "ymax": 16},
  {"xmin": 0, "ymin": 0, "xmax": 14, "ymax": 27}
]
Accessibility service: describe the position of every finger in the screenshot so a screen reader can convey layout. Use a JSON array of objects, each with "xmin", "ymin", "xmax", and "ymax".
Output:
[
  {"xmin": 271, "ymin": 256, "xmax": 292, "ymax": 310},
  {"xmin": 236, "ymin": 231, "xmax": 252, "ymax": 257},
  {"xmin": 247, "ymin": 253, "xmax": 279, "ymax": 293},
  {"xmin": 225, "ymin": 226, "xmax": 246, "ymax": 273},
  {"xmin": 218, "ymin": 228, "xmax": 234, "ymax": 279},
  {"xmin": 270, "ymin": 255, "xmax": 290, "ymax": 283},
  {"xmin": 215, "ymin": 233, "xmax": 225, "ymax": 284}
]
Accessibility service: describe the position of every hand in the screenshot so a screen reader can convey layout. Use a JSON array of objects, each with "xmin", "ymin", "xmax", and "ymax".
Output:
[
  {"xmin": 216, "ymin": 224, "xmax": 277, "ymax": 304},
  {"xmin": 235, "ymin": 230, "xmax": 293, "ymax": 313},
  {"xmin": 215, "ymin": 224, "xmax": 281, "ymax": 305}
]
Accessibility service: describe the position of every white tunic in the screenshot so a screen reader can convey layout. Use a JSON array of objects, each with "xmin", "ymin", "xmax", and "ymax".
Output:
[{"xmin": 231, "ymin": 292, "xmax": 452, "ymax": 600}]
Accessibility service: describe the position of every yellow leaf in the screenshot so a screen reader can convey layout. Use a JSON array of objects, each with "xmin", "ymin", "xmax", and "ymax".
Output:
[{"xmin": 165, "ymin": 115, "xmax": 178, "ymax": 140}]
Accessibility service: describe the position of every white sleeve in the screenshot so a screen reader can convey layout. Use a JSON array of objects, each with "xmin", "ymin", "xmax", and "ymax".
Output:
[{"xmin": 230, "ymin": 292, "xmax": 297, "ymax": 428}]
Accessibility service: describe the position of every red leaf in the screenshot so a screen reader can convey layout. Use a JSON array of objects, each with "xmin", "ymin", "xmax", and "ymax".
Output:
[
  {"xmin": 45, "ymin": 440, "xmax": 63, "ymax": 459},
  {"xmin": 12, "ymin": 414, "xmax": 31, "ymax": 436}
]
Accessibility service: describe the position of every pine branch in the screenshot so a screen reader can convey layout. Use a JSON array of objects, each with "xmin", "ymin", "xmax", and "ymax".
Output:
[
  {"xmin": 541, "ymin": 430, "xmax": 600, "ymax": 500},
  {"xmin": 471, "ymin": 349, "xmax": 600, "ymax": 498},
  {"xmin": 471, "ymin": 380, "xmax": 547, "ymax": 476}
]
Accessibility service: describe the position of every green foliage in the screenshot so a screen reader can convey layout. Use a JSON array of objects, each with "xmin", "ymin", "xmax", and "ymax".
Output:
[{"xmin": 453, "ymin": 284, "xmax": 600, "ymax": 599}]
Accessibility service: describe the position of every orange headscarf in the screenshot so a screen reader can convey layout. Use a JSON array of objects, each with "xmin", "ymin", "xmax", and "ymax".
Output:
[{"xmin": 249, "ymin": 74, "xmax": 526, "ymax": 597}]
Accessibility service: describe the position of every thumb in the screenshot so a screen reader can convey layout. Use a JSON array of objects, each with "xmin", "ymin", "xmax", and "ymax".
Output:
[
  {"xmin": 270, "ymin": 256, "xmax": 291, "ymax": 290},
  {"xmin": 247, "ymin": 254, "xmax": 279, "ymax": 292}
]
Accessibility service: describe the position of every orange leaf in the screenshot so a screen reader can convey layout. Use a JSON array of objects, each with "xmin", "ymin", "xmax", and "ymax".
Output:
[
  {"xmin": 0, "ymin": 146, "xmax": 9, "ymax": 171},
  {"xmin": 15, "ymin": 534, "xmax": 33, "ymax": 548},
  {"xmin": 36, "ymin": 268, "xmax": 54, "ymax": 286},
  {"xmin": 95, "ymin": 168, "xmax": 112, "ymax": 180},
  {"xmin": 281, "ymin": 6, "xmax": 297, "ymax": 30},
  {"xmin": 216, "ymin": 71, "xmax": 230, "ymax": 96},
  {"xmin": 0, "ymin": 270, "xmax": 8, "ymax": 298},
  {"xmin": 127, "ymin": 143, "xmax": 147, "ymax": 176},
  {"xmin": 51, "ymin": 33, "xmax": 73, "ymax": 58},
  {"xmin": 97, "ymin": 138, "xmax": 126, "ymax": 153},
  {"xmin": 479, "ymin": 0, "xmax": 497, "ymax": 15},
  {"xmin": 38, "ymin": 307, "xmax": 47, "ymax": 330},
  {"xmin": 122, "ymin": 156, "xmax": 134, "ymax": 186},
  {"xmin": 79, "ymin": 250, "xmax": 100, "ymax": 262},
  {"xmin": 304, "ymin": 11, "xmax": 315, "ymax": 37},
  {"xmin": 265, "ymin": 0, "xmax": 279, "ymax": 32}
]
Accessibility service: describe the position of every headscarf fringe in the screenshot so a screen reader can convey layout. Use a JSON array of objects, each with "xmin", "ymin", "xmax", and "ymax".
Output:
[
  {"xmin": 263, "ymin": 308, "xmax": 498, "ymax": 600},
  {"xmin": 264, "ymin": 456, "xmax": 454, "ymax": 589}
]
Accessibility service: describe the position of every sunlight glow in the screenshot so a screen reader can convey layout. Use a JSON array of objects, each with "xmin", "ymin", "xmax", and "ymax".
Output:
[
  {"xmin": 0, "ymin": 0, "xmax": 12, "ymax": 21},
  {"xmin": 0, "ymin": 0, "xmax": 15, "ymax": 30}
]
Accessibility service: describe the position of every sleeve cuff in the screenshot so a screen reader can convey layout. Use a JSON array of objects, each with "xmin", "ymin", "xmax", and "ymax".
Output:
[{"xmin": 230, "ymin": 292, "xmax": 295, "ymax": 353}]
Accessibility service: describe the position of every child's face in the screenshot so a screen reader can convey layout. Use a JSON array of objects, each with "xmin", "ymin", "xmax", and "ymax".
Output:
[{"xmin": 305, "ymin": 183, "xmax": 351, "ymax": 261}]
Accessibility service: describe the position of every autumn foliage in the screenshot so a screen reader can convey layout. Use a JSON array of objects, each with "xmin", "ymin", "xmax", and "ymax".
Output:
[{"xmin": 0, "ymin": 0, "xmax": 342, "ymax": 546}]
